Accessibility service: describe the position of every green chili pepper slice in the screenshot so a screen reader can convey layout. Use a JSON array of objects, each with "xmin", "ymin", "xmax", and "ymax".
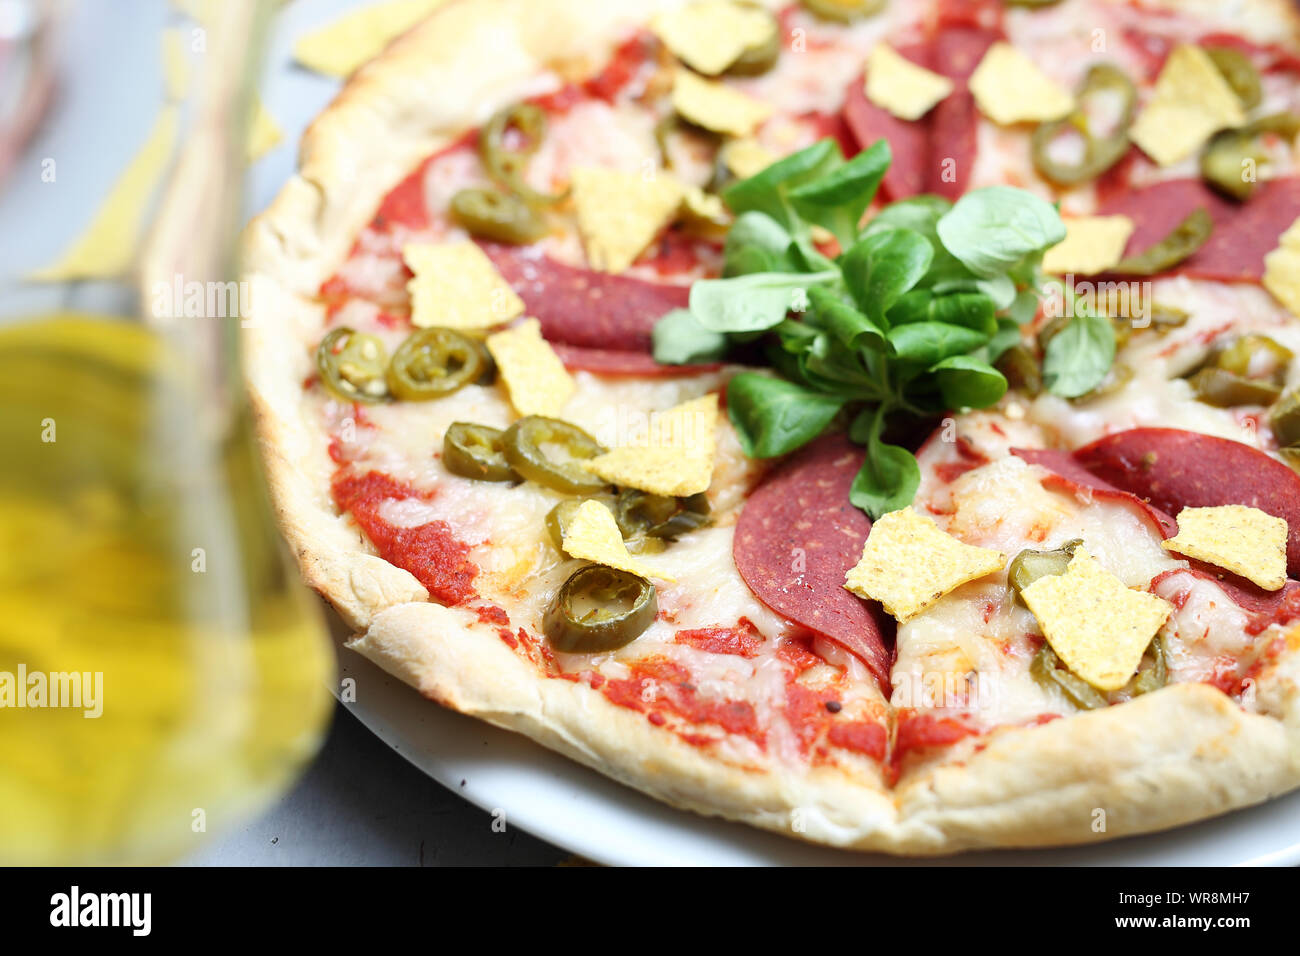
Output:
[
  {"xmin": 1270, "ymin": 388, "xmax": 1300, "ymax": 447},
  {"xmin": 544, "ymin": 565, "xmax": 658, "ymax": 653},
  {"xmin": 1031, "ymin": 645, "xmax": 1109, "ymax": 709},
  {"xmin": 545, "ymin": 496, "xmax": 616, "ymax": 551},
  {"xmin": 727, "ymin": 4, "xmax": 781, "ymax": 76},
  {"xmin": 1202, "ymin": 113, "xmax": 1300, "ymax": 201},
  {"xmin": 799, "ymin": 0, "xmax": 886, "ymax": 23},
  {"xmin": 316, "ymin": 327, "xmax": 390, "ymax": 404},
  {"xmin": 1008, "ymin": 539, "xmax": 1083, "ymax": 607},
  {"xmin": 503, "ymin": 416, "xmax": 609, "ymax": 494},
  {"xmin": 1031, "ymin": 63, "xmax": 1136, "ymax": 186},
  {"xmin": 1150, "ymin": 304, "xmax": 1190, "ymax": 329},
  {"xmin": 1204, "ymin": 46, "xmax": 1263, "ymax": 110},
  {"xmin": 614, "ymin": 489, "xmax": 711, "ymax": 541},
  {"xmin": 1189, "ymin": 368, "xmax": 1282, "ymax": 407},
  {"xmin": 1130, "ymin": 635, "xmax": 1168, "ymax": 697},
  {"xmin": 480, "ymin": 103, "xmax": 565, "ymax": 206},
  {"xmin": 449, "ymin": 187, "xmax": 546, "ymax": 244},
  {"xmin": 442, "ymin": 422, "xmax": 516, "ymax": 482},
  {"xmin": 1111, "ymin": 207, "xmax": 1213, "ymax": 275},
  {"xmin": 1212, "ymin": 333, "xmax": 1293, "ymax": 382},
  {"xmin": 995, "ymin": 344, "xmax": 1043, "ymax": 397},
  {"xmin": 387, "ymin": 327, "xmax": 485, "ymax": 402}
]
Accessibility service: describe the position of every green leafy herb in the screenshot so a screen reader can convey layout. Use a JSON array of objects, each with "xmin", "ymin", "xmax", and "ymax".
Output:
[{"xmin": 652, "ymin": 138, "xmax": 1084, "ymax": 519}]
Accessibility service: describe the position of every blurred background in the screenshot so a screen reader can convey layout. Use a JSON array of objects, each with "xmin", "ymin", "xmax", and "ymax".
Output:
[{"xmin": 0, "ymin": 0, "xmax": 565, "ymax": 866}]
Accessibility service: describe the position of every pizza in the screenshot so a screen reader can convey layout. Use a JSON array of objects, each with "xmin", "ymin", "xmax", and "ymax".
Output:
[{"xmin": 243, "ymin": 0, "xmax": 1300, "ymax": 854}]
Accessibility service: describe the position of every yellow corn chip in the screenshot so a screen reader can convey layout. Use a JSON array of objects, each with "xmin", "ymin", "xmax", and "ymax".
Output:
[
  {"xmin": 404, "ymin": 242, "xmax": 525, "ymax": 329},
  {"xmin": 294, "ymin": 0, "xmax": 447, "ymax": 77},
  {"xmin": 30, "ymin": 107, "xmax": 179, "ymax": 282},
  {"xmin": 864, "ymin": 44, "xmax": 954, "ymax": 121},
  {"xmin": 651, "ymin": 0, "xmax": 778, "ymax": 76},
  {"xmin": 562, "ymin": 500, "xmax": 676, "ymax": 582},
  {"xmin": 969, "ymin": 42, "xmax": 1073, "ymax": 125},
  {"xmin": 1021, "ymin": 547, "xmax": 1172, "ymax": 692},
  {"xmin": 1162, "ymin": 505, "xmax": 1287, "ymax": 591},
  {"xmin": 1130, "ymin": 44, "xmax": 1247, "ymax": 166},
  {"xmin": 583, "ymin": 394, "xmax": 719, "ymax": 497},
  {"xmin": 571, "ymin": 167, "xmax": 685, "ymax": 274},
  {"xmin": 721, "ymin": 137, "xmax": 778, "ymax": 180},
  {"xmin": 672, "ymin": 69, "xmax": 773, "ymax": 138},
  {"xmin": 844, "ymin": 509, "xmax": 1007, "ymax": 622},
  {"xmin": 486, "ymin": 319, "xmax": 575, "ymax": 417},
  {"xmin": 247, "ymin": 97, "xmax": 283, "ymax": 162},
  {"xmin": 1041, "ymin": 215, "xmax": 1135, "ymax": 275},
  {"xmin": 1264, "ymin": 217, "xmax": 1300, "ymax": 316}
]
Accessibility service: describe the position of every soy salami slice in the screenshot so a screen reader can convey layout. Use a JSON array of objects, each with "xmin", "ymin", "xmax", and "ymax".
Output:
[
  {"xmin": 1011, "ymin": 447, "xmax": 1179, "ymax": 538},
  {"xmin": 1073, "ymin": 428, "xmax": 1300, "ymax": 576},
  {"xmin": 478, "ymin": 242, "xmax": 689, "ymax": 352},
  {"xmin": 927, "ymin": 28, "xmax": 999, "ymax": 199},
  {"xmin": 733, "ymin": 433, "xmax": 893, "ymax": 685},
  {"xmin": 843, "ymin": 66, "xmax": 929, "ymax": 200},
  {"xmin": 551, "ymin": 343, "xmax": 720, "ymax": 377},
  {"xmin": 1095, "ymin": 177, "xmax": 1300, "ymax": 281}
]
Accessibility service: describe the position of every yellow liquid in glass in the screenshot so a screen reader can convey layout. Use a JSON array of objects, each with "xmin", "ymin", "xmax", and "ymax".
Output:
[{"xmin": 0, "ymin": 315, "xmax": 333, "ymax": 864}]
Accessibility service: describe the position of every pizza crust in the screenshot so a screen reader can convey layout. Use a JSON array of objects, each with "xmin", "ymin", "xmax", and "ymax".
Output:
[{"xmin": 242, "ymin": 0, "xmax": 1300, "ymax": 853}]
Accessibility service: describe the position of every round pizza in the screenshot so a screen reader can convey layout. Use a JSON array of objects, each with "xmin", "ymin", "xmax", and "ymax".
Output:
[{"xmin": 243, "ymin": 0, "xmax": 1300, "ymax": 853}]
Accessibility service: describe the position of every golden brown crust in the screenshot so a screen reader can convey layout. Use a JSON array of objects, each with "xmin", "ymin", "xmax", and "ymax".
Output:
[{"xmin": 243, "ymin": 0, "xmax": 1300, "ymax": 854}]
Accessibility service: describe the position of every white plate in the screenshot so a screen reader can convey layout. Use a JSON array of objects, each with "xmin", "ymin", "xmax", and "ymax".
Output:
[{"xmin": 331, "ymin": 617, "xmax": 1300, "ymax": 866}]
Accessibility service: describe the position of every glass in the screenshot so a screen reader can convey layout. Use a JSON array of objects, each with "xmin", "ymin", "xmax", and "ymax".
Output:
[{"xmin": 0, "ymin": 0, "xmax": 333, "ymax": 864}]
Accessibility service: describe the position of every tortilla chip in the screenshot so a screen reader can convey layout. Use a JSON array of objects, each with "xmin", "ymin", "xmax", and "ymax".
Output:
[
  {"xmin": 844, "ymin": 508, "xmax": 1007, "ymax": 622},
  {"xmin": 404, "ymin": 241, "xmax": 525, "ymax": 329},
  {"xmin": 1021, "ymin": 547, "xmax": 1172, "ymax": 692},
  {"xmin": 486, "ymin": 319, "xmax": 575, "ymax": 417},
  {"xmin": 651, "ymin": 0, "xmax": 777, "ymax": 76},
  {"xmin": 1162, "ymin": 505, "xmax": 1287, "ymax": 591},
  {"xmin": 29, "ymin": 107, "xmax": 179, "ymax": 281},
  {"xmin": 293, "ymin": 0, "xmax": 448, "ymax": 77},
  {"xmin": 571, "ymin": 167, "xmax": 685, "ymax": 274},
  {"xmin": 247, "ymin": 97, "xmax": 283, "ymax": 162},
  {"xmin": 1041, "ymin": 215, "xmax": 1136, "ymax": 276},
  {"xmin": 969, "ymin": 42, "xmax": 1074, "ymax": 125},
  {"xmin": 562, "ymin": 500, "xmax": 676, "ymax": 582},
  {"xmin": 583, "ymin": 394, "xmax": 719, "ymax": 496},
  {"xmin": 864, "ymin": 43, "xmax": 954, "ymax": 121},
  {"xmin": 1264, "ymin": 217, "xmax": 1300, "ymax": 316},
  {"xmin": 1130, "ymin": 44, "xmax": 1247, "ymax": 166},
  {"xmin": 721, "ymin": 137, "xmax": 778, "ymax": 180},
  {"xmin": 672, "ymin": 69, "xmax": 773, "ymax": 137}
]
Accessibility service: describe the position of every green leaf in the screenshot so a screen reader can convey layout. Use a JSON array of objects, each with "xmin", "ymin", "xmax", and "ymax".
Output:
[
  {"xmin": 886, "ymin": 321, "xmax": 989, "ymax": 365},
  {"xmin": 689, "ymin": 271, "xmax": 835, "ymax": 333},
  {"xmin": 863, "ymin": 194, "xmax": 971, "ymax": 288},
  {"xmin": 840, "ymin": 228, "xmax": 934, "ymax": 327},
  {"xmin": 885, "ymin": 289, "xmax": 933, "ymax": 326},
  {"xmin": 984, "ymin": 317, "xmax": 1022, "ymax": 364},
  {"xmin": 930, "ymin": 354, "xmax": 1007, "ymax": 409},
  {"xmin": 788, "ymin": 139, "xmax": 891, "ymax": 247},
  {"xmin": 848, "ymin": 409, "xmax": 920, "ymax": 519},
  {"xmin": 651, "ymin": 308, "xmax": 729, "ymax": 365},
  {"xmin": 936, "ymin": 186, "xmax": 1066, "ymax": 279},
  {"xmin": 723, "ymin": 211, "xmax": 797, "ymax": 277},
  {"xmin": 723, "ymin": 138, "xmax": 841, "ymax": 234},
  {"xmin": 725, "ymin": 372, "xmax": 847, "ymax": 458},
  {"xmin": 925, "ymin": 293, "xmax": 997, "ymax": 337},
  {"xmin": 807, "ymin": 285, "xmax": 887, "ymax": 351},
  {"xmin": 1042, "ymin": 311, "xmax": 1117, "ymax": 398}
]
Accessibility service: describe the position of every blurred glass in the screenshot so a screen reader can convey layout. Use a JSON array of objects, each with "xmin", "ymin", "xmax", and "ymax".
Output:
[{"xmin": 0, "ymin": 0, "xmax": 334, "ymax": 864}]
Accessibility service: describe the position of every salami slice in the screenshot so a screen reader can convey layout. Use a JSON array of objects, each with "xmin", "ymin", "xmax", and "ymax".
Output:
[
  {"xmin": 1096, "ymin": 177, "xmax": 1300, "ymax": 281},
  {"xmin": 733, "ymin": 433, "xmax": 893, "ymax": 685},
  {"xmin": 478, "ymin": 242, "xmax": 689, "ymax": 352},
  {"xmin": 843, "ymin": 68, "xmax": 929, "ymax": 200},
  {"xmin": 551, "ymin": 343, "xmax": 721, "ymax": 377},
  {"xmin": 1073, "ymin": 428, "xmax": 1300, "ymax": 576},
  {"xmin": 1011, "ymin": 447, "xmax": 1179, "ymax": 538},
  {"xmin": 927, "ymin": 28, "xmax": 999, "ymax": 199}
]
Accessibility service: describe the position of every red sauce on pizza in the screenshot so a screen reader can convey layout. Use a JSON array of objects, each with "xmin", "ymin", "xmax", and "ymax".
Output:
[{"xmin": 674, "ymin": 619, "xmax": 764, "ymax": 658}]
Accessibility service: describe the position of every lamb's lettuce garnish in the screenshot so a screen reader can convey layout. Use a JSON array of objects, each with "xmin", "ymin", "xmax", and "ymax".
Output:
[{"xmin": 653, "ymin": 137, "xmax": 1108, "ymax": 519}]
